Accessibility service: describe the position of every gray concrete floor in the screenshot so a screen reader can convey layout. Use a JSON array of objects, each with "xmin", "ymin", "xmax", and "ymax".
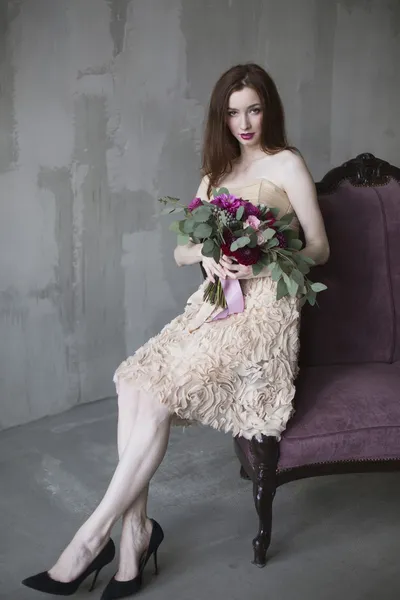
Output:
[{"xmin": 1, "ymin": 398, "xmax": 399, "ymax": 600}]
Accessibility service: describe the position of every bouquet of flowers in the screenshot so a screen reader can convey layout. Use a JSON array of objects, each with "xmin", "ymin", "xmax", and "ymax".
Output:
[{"xmin": 159, "ymin": 187, "xmax": 327, "ymax": 311}]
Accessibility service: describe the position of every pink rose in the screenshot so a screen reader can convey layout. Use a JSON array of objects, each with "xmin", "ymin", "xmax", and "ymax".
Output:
[
  {"xmin": 245, "ymin": 215, "xmax": 261, "ymax": 230},
  {"xmin": 256, "ymin": 231, "xmax": 265, "ymax": 246}
]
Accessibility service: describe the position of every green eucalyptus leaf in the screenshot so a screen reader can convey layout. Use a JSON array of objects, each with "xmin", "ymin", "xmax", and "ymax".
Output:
[
  {"xmin": 202, "ymin": 239, "xmax": 215, "ymax": 257},
  {"xmin": 277, "ymin": 277, "xmax": 288, "ymax": 300},
  {"xmin": 192, "ymin": 207, "xmax": 212, "ymax": 222},
  {"xmin": 236, "ymin": 206, "xmax": 245, "ymax": 220},
  {"xmin": 259, "ymin": 254, "xmax": 271, "ymax": 266},
  {"xmin": 216, "ymin": 187, "xmax": 230, "ymax": 196},
  {"xmin": 177, "ymin": 234, "xmax": 190, "ymax": 245},
  {"xmin": 307, "ymin": 289, "xmax": 317, "ymax": 306},
  {"xmin": 212, "ymin": 245, "xmax": 221, "ymax": 263},
  {"xmin": 248, "ymin": 233, "xmax": 258, "ymax": 248},
  {"xmin": 274, "ymin": 213, "xmax": 294, "ymax": 231},
  {"xmin": 267, "ymin": 238, "xmax": 279, "ymax": 249},
  {"xmin": 194, "ymin": 222, "xmax": 213, "ymax": 238},
  {"xmin": 182, "ymin": 219, "xmax": 195, "ymax": 234},
  {"xmin": 287, "ymin": 278, "xmax": 299, "ymax": 297},
  {"xmin": 230, "ymin": 236, "xmax": 250, "ymax": 251},
  {"xmin": 280, "ymin": 212, "xmax": 295, "ymax": 225},
  {"xmin": 291, "ymin": 268, "xmax": 305, "ymax": 287},
  {"xmin": 299, "ymin": 255, "xmax": 316, "ymax": 266},
  {"xmin": 169, "ymin": 221, "xmax": 181, "ymax": 233},
  {"xmin": 271, "ymin": 263, "xmax": 282, "ymax": 281},
  {"xmin": 243, "ymin": 226, "xmax": 256, "ymax": 235},
  {"xmin": 252, "ymin": 263, "xmax": 265, "ymax": 276},
  {"xmin": 263, "ymin": 228, "xmax": 276, "ymax": 241},
  {"xmin": 284, "ymin": 229, "xmax": 298, "ymax": 242},
  {"xmin": 295, "ymin": 260, "xmax": 310, "ymax": 275},
  {"xmin": 299, "ymin": 296, "xmax": 308, "ymax": 308},
  {"xmin": 268, "ymin": 207, "xmax": 280, "ymax": 219},
  {"xmin": 289, "ymin": 239, "xmax": 303, "ymax": 250},
  {"xmin": 311, "ymin": 282, "xmax": 328, "ymax": 292}
]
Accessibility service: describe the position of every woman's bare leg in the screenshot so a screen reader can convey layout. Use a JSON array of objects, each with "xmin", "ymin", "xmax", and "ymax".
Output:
[
  {"xmin": 48, "ymin": 383, "xmax": 171, "ymax": 583},
  {"xmin": 115, "ymin": 384, "xmax": 153, "ymax": 581},
  {"xmin": 117, "ymin": 486, "xmax": 151, "ymax": 580}
]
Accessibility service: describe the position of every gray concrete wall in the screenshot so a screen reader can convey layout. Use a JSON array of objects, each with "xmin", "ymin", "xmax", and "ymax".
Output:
[{"xmin": 1, "ymin": 0, "xmax": 399, "ymax": 430}]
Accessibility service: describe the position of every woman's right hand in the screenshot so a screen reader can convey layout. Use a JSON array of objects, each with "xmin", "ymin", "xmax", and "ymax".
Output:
[{"xmin": 201, "ymin": 255, "xmax": 233, "ymax": 283}]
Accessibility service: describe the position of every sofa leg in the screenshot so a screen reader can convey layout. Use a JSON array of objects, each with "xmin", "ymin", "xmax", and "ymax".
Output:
[
  {"xmin": 240, "ymin": 465, "xmax": 251, "ymax": 480},
  {"xmin": 250, "ymin": 436, "xmax": 279, "ymax": 568}
]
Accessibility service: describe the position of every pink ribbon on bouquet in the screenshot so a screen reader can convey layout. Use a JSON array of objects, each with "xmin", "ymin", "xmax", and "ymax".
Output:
[{"xmin": 212, "ymin": 278, "xmax": 245, "ymax": 321}]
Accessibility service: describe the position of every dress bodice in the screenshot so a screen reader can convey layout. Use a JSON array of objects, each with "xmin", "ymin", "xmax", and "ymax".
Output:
[{"xmin": 224, "ymin": 179, "xmax": 299, "ymax": 230}]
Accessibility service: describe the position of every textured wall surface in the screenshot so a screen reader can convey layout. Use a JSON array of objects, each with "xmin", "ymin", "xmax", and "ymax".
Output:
[{"xmin": 1, "ymin": 0, "xmax": 399, "ymax": 429}]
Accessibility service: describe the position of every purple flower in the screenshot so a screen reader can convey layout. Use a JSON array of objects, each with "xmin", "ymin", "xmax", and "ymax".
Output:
[
  {"xmin": 244, "ymin": 202, "xmax": 261, "ymax": 218},
  {"xmin": 276, "ymin": 232, "xmax": 287, "ymax": 248},
  {"xmin": 211, "ymin": 194, "xmax": 246, "ymax": 215},
  {"xmin": 188, "ymin": 197, "xmax": 204, "ymax": 211}
]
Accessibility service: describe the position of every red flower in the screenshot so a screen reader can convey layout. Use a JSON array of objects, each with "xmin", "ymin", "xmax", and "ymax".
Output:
[
  {"xmin": 221, "ymin": 230, "xmax": 235, "ymax": 256},
  {"xmin": 265, "ymin": 210, "xmax": 276, "ymax": 226},
  {"xmin": 221, "ymin": 229, "xmax": 261, "ymax": 264},
  {"xmin": 232, "ymin": 246, "xmax": 261, "ymax": 265}
]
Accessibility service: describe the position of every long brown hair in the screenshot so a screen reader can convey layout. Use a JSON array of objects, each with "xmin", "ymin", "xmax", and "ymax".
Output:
[{"xmin": 202, "ymin": 63, "xmax": 293, "ymax": 197}]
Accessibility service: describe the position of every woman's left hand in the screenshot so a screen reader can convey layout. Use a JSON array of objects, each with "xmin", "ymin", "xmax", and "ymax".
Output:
[{"xmin": 225, "ymin": 261, "xmax": 254, "ymax": 280}]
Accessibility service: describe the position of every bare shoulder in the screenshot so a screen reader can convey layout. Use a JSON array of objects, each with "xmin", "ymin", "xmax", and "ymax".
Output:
[
  {"xmin": 276, "ymin": 150, "xmax": 330, "ymax": 263},
  {"xmin": 272, "ymin": 151, "xmax": 313, "ymax": 196},
  {"xmin": 195, "ymin": 174, "xmax": 211, "ymax": 201},
  {"xmin": 276, "ymin": 148, "xmax": 309, "ymax": 176}
]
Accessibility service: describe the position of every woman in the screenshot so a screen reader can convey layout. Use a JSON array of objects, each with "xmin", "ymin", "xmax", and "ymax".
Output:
[{"xmin": 22, "ymin": 63, "xmax": 329, "ymax": 598}]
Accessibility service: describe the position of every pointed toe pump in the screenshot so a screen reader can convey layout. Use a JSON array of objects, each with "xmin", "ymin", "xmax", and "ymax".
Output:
[
  {"xmin": 101, "ymin": 520, "xmax": 164, "ymax": 600},
  {"xmin": 22, "ymin": 538, "xmax": 116, "ymax": 596}
]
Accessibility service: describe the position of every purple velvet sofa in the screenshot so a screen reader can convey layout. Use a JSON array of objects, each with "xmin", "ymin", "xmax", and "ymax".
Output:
[{"xmin": 234, "ymin": 153, "xmax": 400, "ymax": 567}]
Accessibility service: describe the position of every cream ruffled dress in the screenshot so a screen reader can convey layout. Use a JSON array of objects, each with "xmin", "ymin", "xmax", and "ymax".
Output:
[{"xmin": 114, "ymin": 179, "xmax": 301, "ymax": 441}]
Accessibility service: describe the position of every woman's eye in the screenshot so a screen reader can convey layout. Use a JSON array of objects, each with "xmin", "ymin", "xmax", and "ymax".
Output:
[{"xmin": 227, "ymin": 108, "xmax": 260, "ymax": 117}]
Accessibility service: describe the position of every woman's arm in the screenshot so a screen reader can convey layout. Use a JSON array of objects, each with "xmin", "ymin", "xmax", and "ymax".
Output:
[
  {"xmin": 174, "ymin": 176, "xmax": 208, "ymax": 267},
  {"xmin": 282, "ymin": 152, "xmax": 330, "ymax": 266},
  {"xmin": 225, "ymin": 152, "xmax": 330, "ymax": 280},
  {"xmin": 174, "ymin": 241, "xmax": 203, "ymax": 267}
]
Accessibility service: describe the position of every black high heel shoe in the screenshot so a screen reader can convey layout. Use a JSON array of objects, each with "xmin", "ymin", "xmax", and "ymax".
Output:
[
  {"xmin": 101, "ymin": 519, "xmax": 164, "ymax": 600},
  {"xmin": 21, "ymin": 538, "xmax": 115, "ymax": 596}
]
